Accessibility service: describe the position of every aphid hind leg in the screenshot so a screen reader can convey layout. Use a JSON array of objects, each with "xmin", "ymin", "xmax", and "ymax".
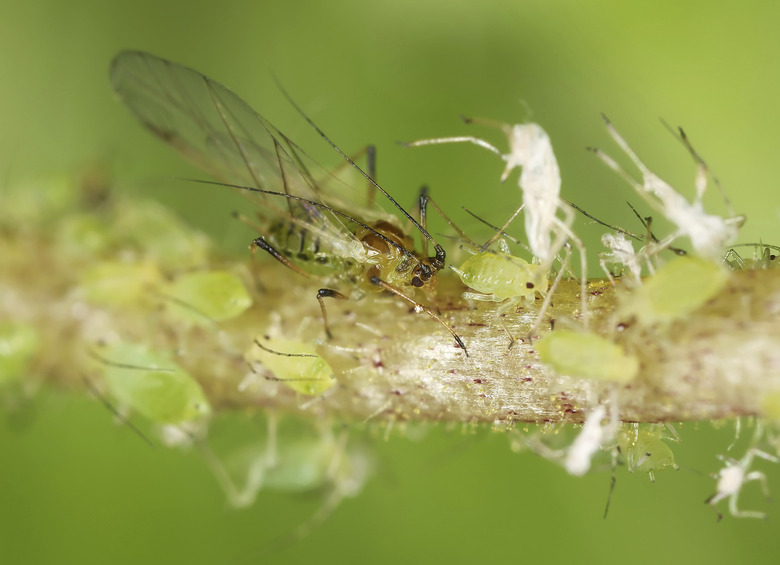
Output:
[
  {"xmin": 369, "ymin": 276, "xmax": 468, "ymax": 356},
  {"xmin": 526, "ymin": 243, "xmax": 571, "ymax": 342},
  {"xmin": 83, "ymin": 376, "xmax": 155, "ymax": 448},
  {"xmin": 317, "ymin": 288, "xmax": 348, "ymax": 340},
  {"xmin": 251, "ymin": 237, "xmax": 346, "ymax": 340}
]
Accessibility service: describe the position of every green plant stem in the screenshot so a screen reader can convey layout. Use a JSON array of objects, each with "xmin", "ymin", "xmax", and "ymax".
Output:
[{"xmin": 3, "ymin": 192, "xmax": 779, "ymax": 425}]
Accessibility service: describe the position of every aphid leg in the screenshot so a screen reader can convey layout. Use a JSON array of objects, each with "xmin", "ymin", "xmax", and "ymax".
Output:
[
  {"xmin": 480, "ymin": 204, "xmax": 525, "ymax": 252},
  {"xmin": 494, "ymin": 300, "xmax": 518, "ymax": 349},
  {"xmin": 547, "ymin": 203, "xmax": 589, "ymax": 328},
  {"xmin": 417, "ymin": 186, "xmax": 431, "ymax": 260},
  {"xmin": 82, "ymin": 376, "xmax": 155, "ymax": 448},
  {"xmin": 417, "ymin": 187, "xmax": 476, "ymax": 245},
  {"xmin": 256, "ymin": 428, "xmax": 356, "ymax": 557},
  {"xmin": 604, "ymin": 445, "xmax": 619, "ymax": 519},
  {"xmin": 526, "ymin": 243, "xmax": 571, "ymax": 342},
  {"xmin": 316, "ymin": 289, "xmax": 348, "ymax": 340},
  {"xmin": 311, "ymin": 144, "xmax": 378, "ymax": 206},
  {"xmin": 370, "ymin": 276, "xmax": 468, "ymax": 356},
  {"xmin": 250, "ymin": 236, "xmax": 345, "ymax": 340},
  {"xmin": 251, "ymin": 236, "xmax": 316, "ymax": 279}
]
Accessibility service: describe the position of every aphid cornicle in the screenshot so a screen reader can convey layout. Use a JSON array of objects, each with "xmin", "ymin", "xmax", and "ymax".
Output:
[{"xmin": 110, "ymin": 51, "xmax": 466, "ymax": 354}]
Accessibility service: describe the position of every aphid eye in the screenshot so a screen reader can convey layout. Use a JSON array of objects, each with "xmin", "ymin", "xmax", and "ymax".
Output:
[
  {"xmin": 411, "ymin": 276, "xmax": 424, "ymax": 288},
  {"xmin": 526, "ymin": 282, "xmax": 535, "ymax": 289}
]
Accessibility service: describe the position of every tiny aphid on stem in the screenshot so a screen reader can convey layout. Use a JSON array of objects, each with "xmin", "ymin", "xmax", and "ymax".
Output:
[
  {"xmin": 451, "ymin": 234, "xmax": 548, "ymax": 346},
  {"xmin": 110, "ymin": 51, "xmax": 466, "ymax": 355},
  {"xmin": 403, "ymin": 117, "xmax": 588, "ymax": 337}
]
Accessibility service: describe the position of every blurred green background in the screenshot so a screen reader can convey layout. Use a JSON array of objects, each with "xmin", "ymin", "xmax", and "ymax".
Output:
[{"xmin": 2, "ymin": 1, "xmax": 780, "ymax": 563}]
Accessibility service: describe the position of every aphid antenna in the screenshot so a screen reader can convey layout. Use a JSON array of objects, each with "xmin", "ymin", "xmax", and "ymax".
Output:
[
  {"xmin": 563, "ymin": 198, "xmax": 644, "ymax": 243},
  {"xmin": 479, "ymin": 204, "xmax": 525, "ymax": 252},
  {"xmin": 189, "ymin": 178, "xmax": 417, "ymax": 261},
  {"xmin": 88, "ymin": 348, "xmax": 175, "ymax": 373},
  {"xmin": 272, "ymin": 76, "xmax": 445, "ymax": 262},
  {"xmin": 246, "ymin": 359, "xmax": 331, "ymax": 386},
  {"xmin": 253, "ymin": 337, "xmax": 319, "ymax": 359},
  {"xmin": 566, "ymin": 197, "xmax": 688, "ymax": 278},
  {"xmin": 82, "ymin": 376, "xmax": 156, "ymax": 448},
  {"xmin": 154, "ymin": 290, "xmax": 221, "ymax": 328},
  {"xmin": 659, "ymin": 118, "xmax": 736, "ymax": 217},
  {"xmin": 595, "ymin": 114, "xmax": 743, "ymax": 260},
  {"xmin": 461, "ymin": 207, "xmax": 531, "ymax": 253},
  {"xmin": 308, "ymin": 143, "xmax": 378, "ymax": 203},
  {"xmin": 272, "ymin": 134, "xmax": 380, "ymax": 214},
  {"xmin": 417, "ymin": 186, "xmax": 478, "ymax": 251}
]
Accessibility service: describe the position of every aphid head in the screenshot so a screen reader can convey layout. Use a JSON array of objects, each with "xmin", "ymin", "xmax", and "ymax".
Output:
[{"xmin": 410, "ymin": 243, "xmax": 446, "ymax": 287}]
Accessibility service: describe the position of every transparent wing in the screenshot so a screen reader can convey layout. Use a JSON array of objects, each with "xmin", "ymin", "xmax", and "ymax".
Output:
[{"xmin": 109, "ymin": 50, "xmax": 364, "ymax": 259}]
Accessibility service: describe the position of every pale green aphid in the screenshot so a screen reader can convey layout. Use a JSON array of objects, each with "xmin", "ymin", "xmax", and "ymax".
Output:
[
  {"xmin": 536, "ymin": 330, "xmax": 639, "ymax": 384},
  {"xmin": 0, "ymin": 322, "xmax": 40, "ymax": 386},
  {"xmin": 162, "ymin": 270, "xmax": 252, "ymax": 325},
  {"xmin": 80, "ymin": 261, "xmax": 163, "ymax": 307},
  {"xmin": 95, "ymin": 342, "xmax": 211, "ymax": 424},
  {"xmin": 618, "ymin": 424, "xmax": 678, "ymax": 481},
  {"xmin": 621, "ymin": 255, "xmax": 729, "ymax": 326},
  {"xmin": 248, "ymin": 337, "xmax": 335, "ymax": 396},
  {"xmin": 452, "ymin": 241, "xmax": 548, "ymax": 304},
  {"xmin": 204, "ymin": 425, "xmax": 372, "ymax": 546}
]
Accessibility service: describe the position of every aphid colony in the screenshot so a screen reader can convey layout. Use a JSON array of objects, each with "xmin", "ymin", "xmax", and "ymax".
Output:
[{"xmin": 98, "ymin": 49, "xmax": 780, "ymax": 523}]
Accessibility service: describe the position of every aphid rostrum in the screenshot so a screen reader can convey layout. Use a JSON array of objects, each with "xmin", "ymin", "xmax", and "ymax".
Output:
[{"xmin": 110, "ymin": 51, "xmax": 466, "ymax": 354}]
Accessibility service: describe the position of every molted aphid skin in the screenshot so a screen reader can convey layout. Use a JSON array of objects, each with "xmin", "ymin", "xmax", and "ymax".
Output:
[
  {"xmin": 706, "ymin": 448, "xmax": 779, "ymax": 520},
  {"xmin": 596, "ymin": 117, "xmax": 741, "ymax": 261},
  {"xmin": 620, "ymin": 255, "xmax": 729, "ymax": 327},
  {"xmin": 536, "ymin": 330, "xmax": 639, "ymax": 384}
]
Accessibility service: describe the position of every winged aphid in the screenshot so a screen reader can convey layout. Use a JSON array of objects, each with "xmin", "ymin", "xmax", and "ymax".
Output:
[{"xmin": 110, "ymin": 51, "xmax": 466, "ymax": 354}]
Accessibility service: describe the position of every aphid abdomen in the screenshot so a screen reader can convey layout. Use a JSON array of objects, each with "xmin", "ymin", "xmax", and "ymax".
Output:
[
  {"xmin": 456, "ymin": 252, "xmax": 543, "ymax": 301},
  {"xmin": 268, "ymin": 220, "xmax": 359, "ymax": 281}
]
